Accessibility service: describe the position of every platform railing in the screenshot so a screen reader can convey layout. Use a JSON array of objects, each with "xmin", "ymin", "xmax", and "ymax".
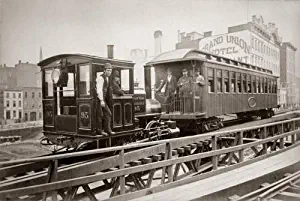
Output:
[{"xmin": 0, "ymin": 116, "xmax": 300, "ymax": 201}]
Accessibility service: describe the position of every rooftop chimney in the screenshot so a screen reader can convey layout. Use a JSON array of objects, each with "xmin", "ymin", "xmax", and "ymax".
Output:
[
  {"xmin": 107, "ymin": 45, "xmax": 114, "ymax": 59},
  {"xmin": 154, "ymin": 30, "xmax": 163, "ymax": 56}
]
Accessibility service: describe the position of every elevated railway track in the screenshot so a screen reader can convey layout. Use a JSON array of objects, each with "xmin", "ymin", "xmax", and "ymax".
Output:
[
  {"xmin": 229, "ymin": 170, "xmax": 300, "ymax": 201},
  {"xmin": 0, "ymin": 115, "xmax": 300, "ymax": 201}
]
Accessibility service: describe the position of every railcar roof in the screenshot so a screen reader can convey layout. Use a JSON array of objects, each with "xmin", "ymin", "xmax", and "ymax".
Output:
[
  {"xmin": 146, "ymin": 49, "xmax": 275, "ymax": 76},
  {"xmin": 38, "ymin": 53, "xmax": 134, "ymax": 69}
]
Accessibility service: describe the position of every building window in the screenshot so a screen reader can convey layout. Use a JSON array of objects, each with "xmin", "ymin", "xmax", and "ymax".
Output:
[
  {"xmin": 32, "ymin": 92, "xmax": 35, "ymax": 98},
  {"xmin": 25, "ymin": 92, "xmax": 27, "ymax": 98},
  {"xmin": 13, "ymin": 93, "xmax": 16, "ymax": 98},
  {"xmin": 6, "ymin": 92, "xmax": 9, "ymax": 98},
  {"xmin": 18, "ymin": 93, "xmax": 21, "ymax": 98},
  {"xmin": 19, "ymin": 111, "xmax": 22, "ymax": 119},
  {"xmin": 19, "ymin": 101, "xmax": 21, "ymax": 107},
  {"xmin": 6, "ymin": 101, "xmax": 9, "ymax": 107},
  {"xmin": 6, "ymin": 110, "xmax": 10, "ymax": 119},
  {"xmin": 39, "ymin": 112, "xmax": 42, "ymax": 120},
  {"xmin": 13, "ymin": 110, "xmax": 16, "ymax": 118},
  {"xmin": 13, "ymin": 101, "xmax": 16, "ymax": 107},
  {"xmin": 39, "ymin": 92, "xmax": 41, "ymax": 98},
  {"xmin": 25, "ymin": 113, "xmax": 28, "ymax": 121}
]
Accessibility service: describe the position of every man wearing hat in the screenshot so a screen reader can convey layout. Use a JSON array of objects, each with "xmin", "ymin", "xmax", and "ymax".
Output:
[
  {"xmin": 177, "ymin": 68, "xmax": 193, "ymax": 113},
  {"xmin": 155, "ymin": 68, "xmax": 177, "ymax": 114},
  {"xmin": 112, "ymin": 70, "xmax": 124, "ymax": 96},
  {"xmin": 96, "ymin": 62, "xmax": 115, "ymax": 135}
]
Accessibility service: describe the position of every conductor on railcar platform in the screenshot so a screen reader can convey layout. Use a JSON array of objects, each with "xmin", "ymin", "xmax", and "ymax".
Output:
[
  {"xmin": 156, "ymin": 68, "xmax": 177, "ymax": 113},
  {"xmin": 95, "ymin": 63, "xmax": 115, "ymax": 136},
  {"xmin": 177, "ymin": 68, "xmax": 193, "ymax": 113}
]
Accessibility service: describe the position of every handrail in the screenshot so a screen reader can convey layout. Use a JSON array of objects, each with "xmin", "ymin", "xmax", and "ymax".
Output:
[
  {"xmin": 0, "ymin": 130, "xmax": 299, "ymax": 198},
  {"xmin": 1, "ymin": 115, "xmax": 299, "ymax": 166}
]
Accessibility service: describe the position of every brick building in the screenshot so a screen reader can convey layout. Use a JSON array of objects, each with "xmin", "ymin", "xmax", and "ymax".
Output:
[
  {"xmin": 0, "ymin": 89, "xmax": 23, "ymax": 124},
  {"xmin": 0, "ymin": 61, "xmax": 42, "ymax": 123},
  {"xmin": 176, "ymin": 15, "xmax": 282, "ymax": 77},
  {"xmin": 23, "ymin": 87, "xmax": 42, "ymax": 121}
]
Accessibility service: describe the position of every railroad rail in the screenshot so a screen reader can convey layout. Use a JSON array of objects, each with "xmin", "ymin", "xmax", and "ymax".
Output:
[
  {"xmin": 229, "ymin": 170, "xmax": 300, "ymax": 201},
  {"xmin": 0, "ymin": 116, "xmax": 300, "ymax": 201}
]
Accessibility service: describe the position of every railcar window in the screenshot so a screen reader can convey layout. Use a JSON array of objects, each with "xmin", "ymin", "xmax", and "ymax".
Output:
[
  {"xmin": 247, "ymin": 75, "xmax": 252, "ymax": 93},
  {"xmin": 63, "ymin": 73, "xmax": 75, "ymax": 97},
  {"xmin": 260, "ymin": 77, "xmax": 264, "ymax": 93},
  {"xmin": 268, "ymin": 79, "xmax": 271, "ymax": 94},
  {"xmin": 79, "ymin": 64, "xmax": 90, "ymax": 96},
  {"xmin": 45, "ymin": 70, "xmax": 54, "ymax": 97},
  {"xmin": 208, "ymin": 68, "xmax": 214, "ymax": 92},
  {"xmin": 264, "ymin": 78, "xmax": 268, "ymax": 93},
  {"xmin": 242, "ymin": 74, "xmax": 247, "ymax": 93},
  {"xmin": 257, "ymin": 77, "xmax": 261, "ymax": 93},
  {"xmin": 274, "ymin": 80, "xmax": 277, "ymax": 94},
  {"xmin": 230, "ymin": 72, "xmax": 236, "ymax": 92},
  {"xmin": 216, "ymin": 70, "xmax": 222, "ymax": 92},
  {"xmin": 224, "ymin": 70, "xmax": 229, "ymax": 93},
  {"xmin": 236, "ymin": 73, "xmax": 241, "ymax": 93},
  {"xmin": 252, "ymin": 75, "xmax": 256, "ymax": 93}
]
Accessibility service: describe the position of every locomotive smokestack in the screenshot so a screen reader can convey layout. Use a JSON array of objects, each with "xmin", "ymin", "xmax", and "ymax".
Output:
[{"xmin": 107, "ymin": 45, "xmax": 114, "ymax": 59}]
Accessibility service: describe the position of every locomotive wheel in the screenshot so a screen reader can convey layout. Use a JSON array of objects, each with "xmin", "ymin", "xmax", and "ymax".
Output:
[{"xmin": 145, "ymin": 120, "xmax": 162, "ymax": 140}]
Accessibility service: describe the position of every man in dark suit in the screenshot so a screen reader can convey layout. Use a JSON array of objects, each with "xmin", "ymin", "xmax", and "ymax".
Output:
[{"xmin": 155, "ymin": 68, "xmax": 177, "ymax": 113}]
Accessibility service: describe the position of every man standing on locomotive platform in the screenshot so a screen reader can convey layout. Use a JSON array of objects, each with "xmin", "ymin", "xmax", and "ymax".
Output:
[
  {"xmin": 177, "ymin": 68, "xmax": 193, "ymax": 113},
  {"xmin": 96, "ymin": 63, "xmax": 115, "ymax": 136},
  {"xmin": 155, "ymin": 68, "xmax": 177, "ymax": 114}
]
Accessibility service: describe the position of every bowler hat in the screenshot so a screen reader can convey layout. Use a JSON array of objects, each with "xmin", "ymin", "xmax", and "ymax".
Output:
[
  {"xmin": 113, "ymin": 70, "xmax": 120, "ymax": 77},
  {"xmin": 104, "ymin": 63, "xmax": 112, "ymax": 69},
  {"xmin": 182, "ymin": 68, "xmax": 188, "ymax": 72}
]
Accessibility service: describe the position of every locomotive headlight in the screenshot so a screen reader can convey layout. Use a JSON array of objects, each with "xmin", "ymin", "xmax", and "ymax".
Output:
[{"xmin": 51, "ymin": 69, "xmax": 61, "ymax": 84}]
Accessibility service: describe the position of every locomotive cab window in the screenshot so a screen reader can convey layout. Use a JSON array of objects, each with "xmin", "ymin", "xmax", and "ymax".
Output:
[
  {"xmin": 79, "ymin": 64, "xmax": 91, "ymax": 97},
  {"xmin": 44, "ymin": 70, "xmax": 54, "ymax": 97}
]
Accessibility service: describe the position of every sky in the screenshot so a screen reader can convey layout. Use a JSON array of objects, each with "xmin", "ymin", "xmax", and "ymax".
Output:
[{"xmin": 0, "ymin": 0, "xmax": 300, "ymax": 68}]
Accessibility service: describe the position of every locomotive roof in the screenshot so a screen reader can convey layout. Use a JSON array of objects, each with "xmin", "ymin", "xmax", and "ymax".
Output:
[
  {"xmin": 146, "ymin": 49, "xmax": 275, "ymax": 76},
  {"xmin": 38, "ymin": 53, "xmax": 134, "ymax": 69}
]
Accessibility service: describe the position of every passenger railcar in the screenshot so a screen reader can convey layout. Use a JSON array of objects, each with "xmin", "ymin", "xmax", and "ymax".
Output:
[
  {"xmin": 38, "ymin": 47, "xmax": 177, "ymax": 150},
  {"xmin": 144, "ymin": 49, "xmax": 278, "ymax": 133}
]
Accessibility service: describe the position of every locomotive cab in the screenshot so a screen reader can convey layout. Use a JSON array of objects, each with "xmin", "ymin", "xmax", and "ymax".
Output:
[{"xmin": 39, "ymin": 52, "xmax": 143, "ymax": 148}]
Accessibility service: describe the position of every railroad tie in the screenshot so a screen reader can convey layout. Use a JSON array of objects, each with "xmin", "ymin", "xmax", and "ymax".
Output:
[
  {"xmin": 152, "ymin": 155, "xmax": 162, "ymax": 162},
  {"xmin": 190, "ymin": 143, "xmax": 197, "ymax": 149},
  {"xmin": 141, "ymin": 158, "xmax": 152, "ymax": 164},
  {"xmin": 131, "ymin": 161, "xmax": 142, "ymax": 166},
  {"xmin": 176, "ymin": 147, "xmax": 185, "ymax": 155},
  {"xmin": 184, "ymin": 145, "xmax": 191, "ymax": 154}
]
